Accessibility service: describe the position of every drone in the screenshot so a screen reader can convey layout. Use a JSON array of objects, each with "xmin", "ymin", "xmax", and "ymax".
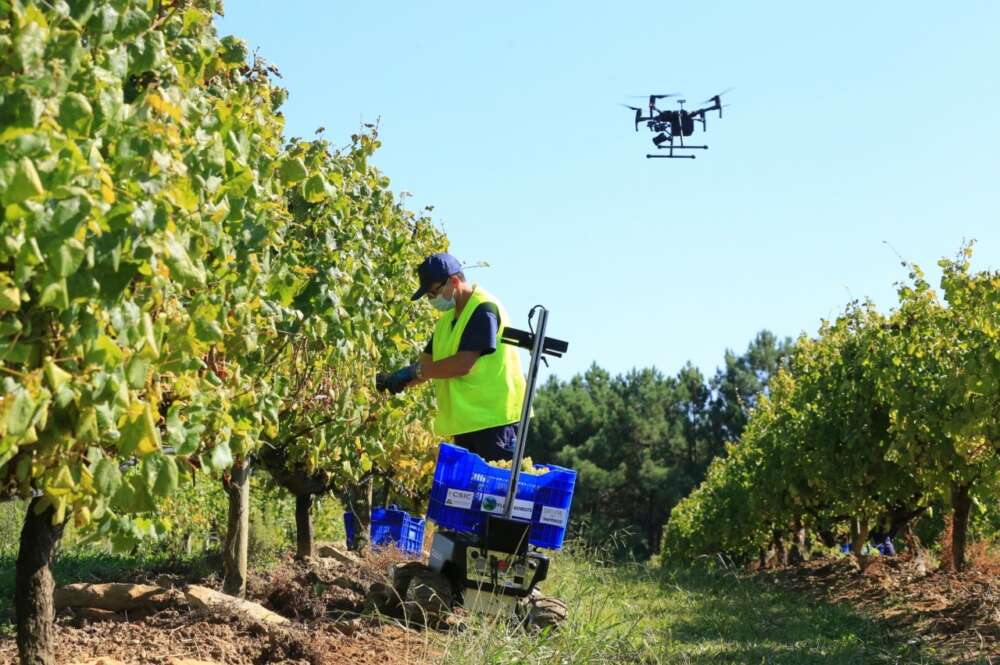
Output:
[{"xmin": 621, "ymin": 89, "xmax": 731, "ymax": 159}]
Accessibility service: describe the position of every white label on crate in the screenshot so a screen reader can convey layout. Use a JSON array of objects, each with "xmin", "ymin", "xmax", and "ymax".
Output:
[
  {"xmin": 540, "ymin": 506, "xmax": 568, "ymax": 527},
  {"xmin": 445, "ymin": 488, "xmax": 474, "ymax": 509},
  {"xmin": 479, "ymin": 495, "xmax": 534, "ymax": 520},
  {"xmin": 512, "ymin": 499, "xmax": 534, "ymax": 521}
]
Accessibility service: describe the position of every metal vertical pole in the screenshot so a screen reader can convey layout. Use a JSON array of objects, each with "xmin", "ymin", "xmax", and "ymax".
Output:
[{"xmin": 503, "ymin": 307, "xmax": 548, "ymax": 519}]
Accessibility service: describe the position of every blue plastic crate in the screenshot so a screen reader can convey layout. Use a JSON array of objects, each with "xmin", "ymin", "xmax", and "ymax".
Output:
[
  {"xmin": 343, "ymin": 511, "xmax": 355, "ymax": 550},
  {"xmin": 427, "ymin": 442, "xmax": 576, "ymax": 550},
  {"xmin": 343, "ymin": 507, "xmax": 425, "ymax": 556},
  {"xmin": 371, "ymin": 505, "xmax": 426, "ymax": 556}
]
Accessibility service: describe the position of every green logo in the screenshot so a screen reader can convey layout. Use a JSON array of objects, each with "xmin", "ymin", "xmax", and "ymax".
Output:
[{"xmin": 483, "ymin": 497, "xmax": 498, "ymax": 511}]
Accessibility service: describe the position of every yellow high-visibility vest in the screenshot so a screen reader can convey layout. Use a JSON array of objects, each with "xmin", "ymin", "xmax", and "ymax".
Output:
[{"xmin": 431, "ymin": 285, "xmax": 526, "ymax": 437}]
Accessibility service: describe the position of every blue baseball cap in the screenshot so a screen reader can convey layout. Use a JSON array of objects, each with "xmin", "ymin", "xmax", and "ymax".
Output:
[{"xmin": 411, "ymin": 252, "xmax": 462, "ymax": 300}]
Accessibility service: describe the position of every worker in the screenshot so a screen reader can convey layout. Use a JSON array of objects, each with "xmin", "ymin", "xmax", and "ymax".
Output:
[{"xmin": 377, "ymin": 252, "xmax": 526, "ymax": 462}]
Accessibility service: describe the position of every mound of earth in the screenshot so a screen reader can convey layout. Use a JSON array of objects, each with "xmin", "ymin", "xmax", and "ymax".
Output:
[
  {"xmin": 0, "ymin": 544, "xmax": 440, "ymax": 665},
  {"xmin": 761, "ymin": 554, "xmax": 1000, "ymax": 663}
]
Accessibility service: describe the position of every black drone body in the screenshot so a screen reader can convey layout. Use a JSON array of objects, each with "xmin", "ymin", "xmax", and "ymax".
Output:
[{"xmin": 621, "ymin": 89, "xmax": 731, "ymax": 159}]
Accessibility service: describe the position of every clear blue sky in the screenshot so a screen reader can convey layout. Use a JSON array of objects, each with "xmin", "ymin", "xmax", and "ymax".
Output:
[{"xmin": 218, "ymin": 1, "xmax": 1000, "ymax": 382}]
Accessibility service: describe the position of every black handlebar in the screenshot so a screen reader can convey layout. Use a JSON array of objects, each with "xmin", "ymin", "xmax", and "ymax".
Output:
[{"xmin": 500, "ymin": 326, "xmax": 568, "ymax": 357}]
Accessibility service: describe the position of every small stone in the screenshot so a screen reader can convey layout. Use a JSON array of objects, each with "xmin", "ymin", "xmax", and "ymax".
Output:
[
  {"xmin": 317, "ymin": 542, "xmax": 362, "ymax": 566},
  {"xmin": 331, "ymin": 617, "xmax": 363, "ymax": 636},
  {"xmin": 72, "ymin": 607, "xmax": 122, "ymax": 625},
  {"xmin": 331, "ymin": 575, "xmax": 367, "ymax": 595},
  {"xmin": 362, "ymin": 582, "xmax": 397, "ymax": 616},
  {"xmin": 184, "ymin": 585, "xmax": 290, "ymax": 625}
]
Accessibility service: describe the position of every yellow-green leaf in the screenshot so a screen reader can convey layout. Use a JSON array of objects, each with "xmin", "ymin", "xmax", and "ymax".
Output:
[
  {"xmin": 43, "ymin": 357, "xmax": 71, "ymax": 392},
  {"xmin": 4, "ymin": 157, "xmax": 44, "ymax": 205}
]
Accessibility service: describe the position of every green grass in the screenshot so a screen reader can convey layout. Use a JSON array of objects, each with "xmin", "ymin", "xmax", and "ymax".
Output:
[{"xmin": 433, "ymin": 545, "xmax": 961, "ymax": 665}]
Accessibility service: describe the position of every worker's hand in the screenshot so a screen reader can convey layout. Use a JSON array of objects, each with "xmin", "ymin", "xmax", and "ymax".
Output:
[{"xmin": 377, "ymin": 364, "xmax": 419, "ymax": 394}]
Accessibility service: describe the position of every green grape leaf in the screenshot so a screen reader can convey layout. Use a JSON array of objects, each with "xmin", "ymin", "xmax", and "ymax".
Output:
[
  {"xmin": 303, "ymin": 174, "xmax": 327, "ymax": 203},
  {"xmin": 141, "ymin": 453, "xmax": 178, "ymax": 498},
  {"xmin": 47, "ymin": 465, "xmax": 76, "ymax": 496},
  {"xmin": 93, "ymin": 457, "xmax": 122, "ymax": 497},
  {"xmin": 0, "ymin": 286, "xmax": 20, "ymax": 312},
  {"xmin": 140, "ymin": 312, "xmax": 159, "ymax": 359},
  {"xmin": 194, "ymin": 318, "xmax": 224, "ymax": 343},
  {"xmin": 115, "ymin": 8, "xmax": 150, "ymax": 39},
  {"xmin": 5, "ymin": 390, "xmax": 37, "ymax": 437},
  {"xmin": 125, "ymin": 355, "xmax": 150, "ymax": 389},
  {"xmin": 1, "ymin": 89, "xmax": 43, "ymax": 129},
  {"xmin": 219, "ymin": 36, "xmax": 249, "ymax": 64},
  {"xmin": 117, "ymin": 402, "xmax": 161, "ymax": 457},
  {"xmin": 50, "ymin": 238, "xmax": 86, "ymax": 278},
  {"xmin": 94, "ymin": 262, "xmax": 139, "ymax": 302},
  {"xmin": 128, "ymin": 31, "xmax": 165, "ymax": 73},
  {"xmin": 162, "ymin": 236, "xmax": 205, "ymax": 287},
  {"xmin": 88, "ymin": 5, "xmax": 119, "ymax": 35},
  {"xmin": 14, "ymin": 22, "xmax": 46, "ymax": 74},
  {"xmin": 58, "ymin": 93, "xmax": 94, "ymax": 136},
  {"xmin": 43, "ymin": 357, "xmax": 71, "ymax": 392},
  {"xmin": 85, "ymin": 335, "xmax": 124, "ymax": 366},
  {"xmin": 3, "ymin": 157, "xmax": 44, "ymax": 205},
  {"xmin": 278, "ymin": 157, "xmax": 308, "ymax": 184},
  {"xmin": 38, "ymin": 276, "xmax": 69, "ymax": 310},
  {"xmin": 208, "ymin": 441, "xmax": 233, "ymax": 472},
  {"xmin": 166, "ymin": 408, "xmax": 199, "ymax": 456},
  {"xmin": 112, "ymin": 477, "xmax": 155, "ymax": 513}
]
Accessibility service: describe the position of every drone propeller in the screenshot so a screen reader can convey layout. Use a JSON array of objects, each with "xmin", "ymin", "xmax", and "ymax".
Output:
[
  {"xmin": 697, "ymin": 88, "xmax": 733, "ymax": 119},
  {"xmin": 700, "ymin": 87, "xmax": 734, "ymax": 105},
  {"xmin": 620, "ymin": 104, "xmax": 646, "ymax": 131},
  {"xmin": 692, "ymin": 103, "xmax": 732, "ymax": 130},
  {"xmin": 693, "ymin": 103, "xmax": 733, "ymax": 113}
]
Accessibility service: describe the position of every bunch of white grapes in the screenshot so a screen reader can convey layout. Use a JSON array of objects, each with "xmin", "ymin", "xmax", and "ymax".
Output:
[{"xmin": 487, "ymin": 457, "xmax": 550, "ymax": 476}]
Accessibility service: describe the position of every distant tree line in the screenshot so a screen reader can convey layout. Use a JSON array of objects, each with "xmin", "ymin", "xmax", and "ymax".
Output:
[{"xmin": 527, "ymin": 331, "xmax": 792, "ymax": 559}]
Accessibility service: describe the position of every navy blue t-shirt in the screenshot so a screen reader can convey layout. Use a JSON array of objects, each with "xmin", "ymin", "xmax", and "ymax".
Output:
[{"xmin": 423, "ymin": 302, "xmax": 499, "ymax": 357}]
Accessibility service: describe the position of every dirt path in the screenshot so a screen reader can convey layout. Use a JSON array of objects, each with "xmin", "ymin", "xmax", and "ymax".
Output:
[{"xmin": 0, "ymin": 607, "xmax": 433, "ymax": 665}]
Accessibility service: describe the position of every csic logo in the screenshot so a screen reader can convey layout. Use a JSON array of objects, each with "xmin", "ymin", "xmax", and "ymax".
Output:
[{"xmin": 445, "ymin": 488, "xmax": 474, "ymax": 509}]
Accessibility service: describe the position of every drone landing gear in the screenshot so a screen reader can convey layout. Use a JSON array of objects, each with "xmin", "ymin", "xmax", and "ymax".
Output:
[
  {"xmin": 649, "ymin": 130, "xmax": 707, "ymax": 159},
  {"xmin": 647, "ymin": 145, "xmax": 708, "ymax": 159},
  {"xmin": 647, "ymin": 153, "xmax": 696, "ymax": 159}
]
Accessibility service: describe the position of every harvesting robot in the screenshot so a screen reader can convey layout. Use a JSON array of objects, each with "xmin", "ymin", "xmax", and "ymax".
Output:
[{"xmin": 378, "ymin": 306, "xmax": 573, "ymax": 630}]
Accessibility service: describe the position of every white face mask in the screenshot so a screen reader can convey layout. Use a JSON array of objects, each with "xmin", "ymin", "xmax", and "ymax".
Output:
[{"xmin": 429, "ymin": 281, "xmax": 456, "ymax": 311}]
